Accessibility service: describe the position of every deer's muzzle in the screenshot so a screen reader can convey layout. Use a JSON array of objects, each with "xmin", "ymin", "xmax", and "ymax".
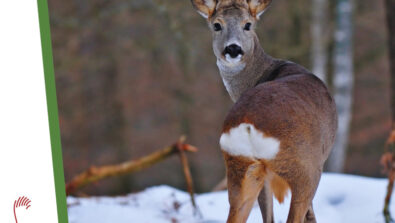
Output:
[{"xmin": 223, "ymin": 44, "xmax": 244, "ymax": 59}]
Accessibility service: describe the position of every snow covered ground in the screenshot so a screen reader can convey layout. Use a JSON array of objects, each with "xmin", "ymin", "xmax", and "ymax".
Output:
[{"xmin": 67, "ymin": 173, "xmax": 392, "ymax": 223}]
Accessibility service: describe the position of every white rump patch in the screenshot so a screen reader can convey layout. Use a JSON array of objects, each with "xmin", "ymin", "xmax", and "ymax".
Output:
[{"xmin": 220, "ymin": 123, "xmax": 280, "ymax": 159}]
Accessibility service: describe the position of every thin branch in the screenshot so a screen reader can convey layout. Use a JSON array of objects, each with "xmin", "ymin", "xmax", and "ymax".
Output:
[
  {"xmin": 384, "ymin": 160, "xmax": 395, "ymax": 223},
  {"xmin": 176, "ymin": 136, "xmax": 201, "ymax": 216},
  {"xmin": 66, "ymin": 136, "xmax": 197, "ymax": 195},
  {"xmin": 387, "ymin": 129, "xmax": 395, "ymax": 146},
  {"xmin": 383, "ymin": 129, "xmax": 395, "ymax": 223}
]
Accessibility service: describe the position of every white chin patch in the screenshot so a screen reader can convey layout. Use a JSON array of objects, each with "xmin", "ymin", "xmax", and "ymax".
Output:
[
  {"xmin": 225, "ymin": 54, "xmax": 242, "ymax": 64},
  {"xmin": 220, "ymin": 123, "xmax": 280, "ymax": 160}
]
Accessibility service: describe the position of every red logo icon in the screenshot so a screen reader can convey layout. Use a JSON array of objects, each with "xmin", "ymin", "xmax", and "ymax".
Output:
[{"xmin": 13, "ymin": 196, "xmax": 31, "ymax": 223}]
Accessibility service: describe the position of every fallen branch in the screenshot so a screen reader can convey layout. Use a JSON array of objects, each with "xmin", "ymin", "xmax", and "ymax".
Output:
[{"xmin": 66, "ymin": 136, "xmax": 197, "ymax": 195}]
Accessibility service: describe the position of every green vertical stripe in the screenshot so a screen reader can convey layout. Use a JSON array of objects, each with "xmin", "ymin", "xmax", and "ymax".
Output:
[{"xmin": 37, "ymin": 0, "xmax": 69, "ymax": 222}]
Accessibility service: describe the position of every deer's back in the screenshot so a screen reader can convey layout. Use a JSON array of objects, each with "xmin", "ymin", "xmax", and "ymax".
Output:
[{"xmin": 222, "ymin": 67, "xmax": 337, "ymax": 163}]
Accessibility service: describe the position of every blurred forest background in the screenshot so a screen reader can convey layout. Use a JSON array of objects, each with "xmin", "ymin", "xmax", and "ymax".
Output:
[{"xmin": 48, "ymin": 0, "xmax": 392, "ymax": 195}]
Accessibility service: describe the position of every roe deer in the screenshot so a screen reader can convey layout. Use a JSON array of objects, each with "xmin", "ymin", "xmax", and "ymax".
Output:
[{"xmin": 190, "ymin": 0, "xmax": 337, "ymax": 222}]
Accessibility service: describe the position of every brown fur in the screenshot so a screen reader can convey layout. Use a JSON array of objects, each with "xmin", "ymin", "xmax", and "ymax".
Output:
[
  {"xmin": 222, "ymin": 68, "xmax": 337, "ymax": 223},
  {"xmin": 221, "ymin": 67, "xmax": 336, "ymax": 223},
  {"xmin": 224, "ymin": 152, "xmax": 290, "ymax": 205},
  {"xmin": 271, "ymin": 173, "xmax": 289, "ymax": 203},
  {"xmin": 223, "ymin": 152, "xmax": 267, "ymax": 223}
]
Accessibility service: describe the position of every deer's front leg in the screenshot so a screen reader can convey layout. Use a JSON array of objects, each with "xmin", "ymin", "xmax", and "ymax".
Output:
[{"xmin": 224, "ymin": 153, "xmax": 266, "ymax": 223}]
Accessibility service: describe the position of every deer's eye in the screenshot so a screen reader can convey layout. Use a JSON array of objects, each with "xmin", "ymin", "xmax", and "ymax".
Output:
[
  {"xmin": 244, "ymin": 22, "xmax": 252, "ymax": 31},
  {"xmin": 213, "ymin": 23, "xmax": 222, "ymax": 31}
]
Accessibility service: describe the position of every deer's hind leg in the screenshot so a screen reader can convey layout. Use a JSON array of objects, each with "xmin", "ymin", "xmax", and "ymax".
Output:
[
  {"xmin": 258, "ymin": 171, "xmax": 290, "ymax": 223},
  {"xmin": 304, "ymin": 205, "xmax": 316, "ymax": 223},
  {"xmin": 258, "ymin": 179, "xmax": 274, "ymax": 223},
  {"xmin": 224, "ymin": 153, "xmax": 266, "ymax": 223},
  {"xmin": 285, "ymin": 170, "xmax": 321, "ymax": 223}
]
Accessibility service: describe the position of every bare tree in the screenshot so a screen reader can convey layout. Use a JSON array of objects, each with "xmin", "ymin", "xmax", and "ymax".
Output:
[
  {"xmin": 311, "ymin": 0, "xmax": 329, "ymax": 82},
  {"xmin": 382, "ymin": 0, "xmax": 395, "ymax": 221},
  {"xmin": 385, "ymin": 0, "xmax": 395, "ymax": 125},
  {"xmin": 327, "ymin": 0, "xmax": 354, "ymax": 172}
]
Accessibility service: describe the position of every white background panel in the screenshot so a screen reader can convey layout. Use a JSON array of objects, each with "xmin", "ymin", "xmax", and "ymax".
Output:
[{"xmin": 0, "ymin": 1, "xmax": 58, "ymax": 222}]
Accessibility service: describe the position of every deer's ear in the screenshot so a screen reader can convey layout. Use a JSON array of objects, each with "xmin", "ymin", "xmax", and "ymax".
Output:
[
  {"xmin": 191, "ymin": 0, "xmax": 217, "ymax": 19},
  {"xmin": 248, "ymin": 0, "xmax": 272, "ymax": 18}
]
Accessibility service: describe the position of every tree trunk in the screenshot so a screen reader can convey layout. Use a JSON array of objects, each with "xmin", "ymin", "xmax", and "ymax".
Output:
[
  {"xmin": 327, "ymin": 0, "xmax": 354, "ymax": 172},
  {"xmin": 379, "ymin": 1, "xmax": 395, "ymax": 221},
  {"xmin": 311, "ymin": 0, "xmax": 329, "ymax": 82},
  {"xmin": 385, "ymin": 0, "xmax": 395, "ymax": 124}
]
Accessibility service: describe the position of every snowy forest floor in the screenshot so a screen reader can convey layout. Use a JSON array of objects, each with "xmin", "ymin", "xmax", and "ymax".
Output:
[{"xmin": 67, "ymin": 173, "xmax": 393, "ymax": 223}]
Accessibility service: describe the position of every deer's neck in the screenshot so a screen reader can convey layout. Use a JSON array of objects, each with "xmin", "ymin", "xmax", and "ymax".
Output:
[{"xmin": 217, "ymin": 37, "xmax": 278, "ymax": 102}]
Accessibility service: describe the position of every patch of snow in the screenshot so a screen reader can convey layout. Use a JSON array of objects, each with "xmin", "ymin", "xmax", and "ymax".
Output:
[{"xmin": 67, "ymin": 174, "xmax": 391, "ymax": 223}]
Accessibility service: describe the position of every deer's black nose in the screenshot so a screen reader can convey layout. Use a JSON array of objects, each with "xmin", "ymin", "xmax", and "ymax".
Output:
[{"xmin": 224, "ymin": 44, "xmax": 243, "ymax": 58}]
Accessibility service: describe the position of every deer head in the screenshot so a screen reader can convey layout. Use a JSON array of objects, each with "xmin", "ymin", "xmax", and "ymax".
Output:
[{"xmin": 191, "ymin": 0, "xmax": 272, "ymax": 67}]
